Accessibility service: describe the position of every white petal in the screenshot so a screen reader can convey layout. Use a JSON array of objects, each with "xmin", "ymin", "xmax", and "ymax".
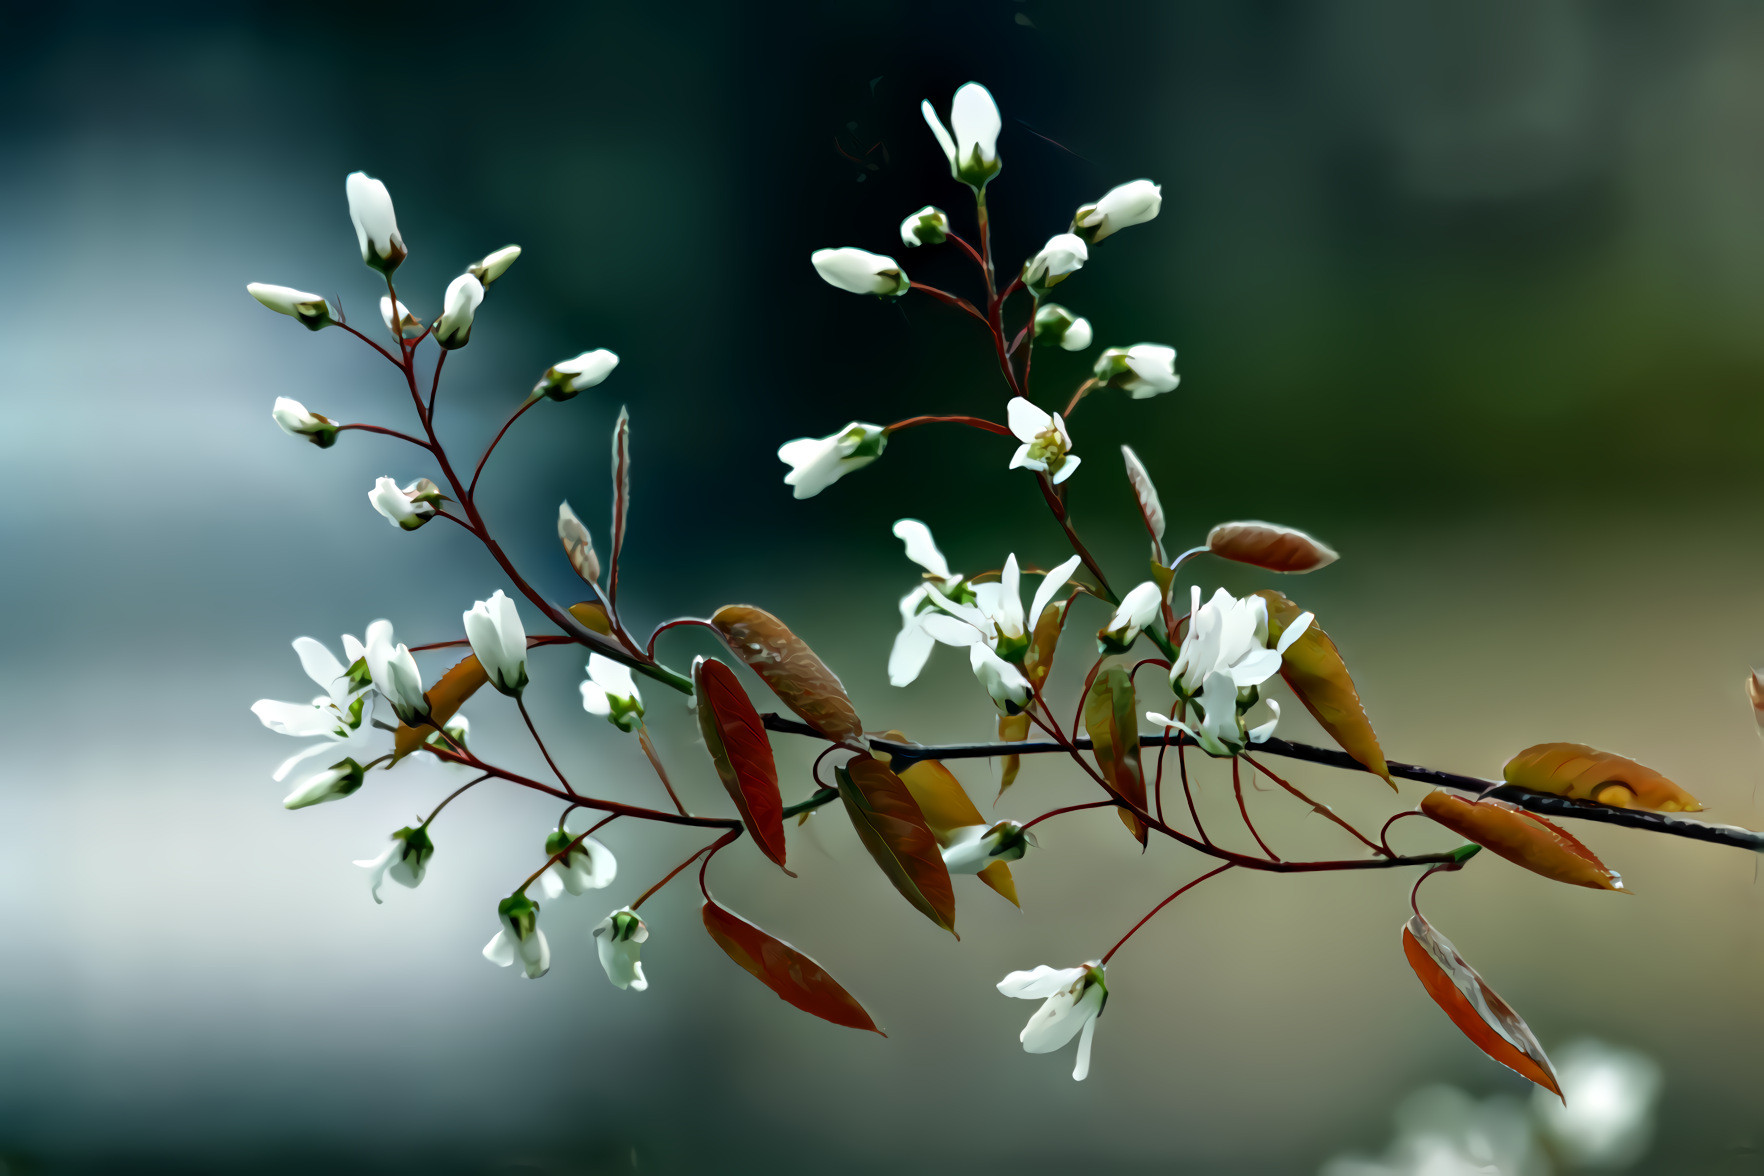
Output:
[
  {"xmin": 1021, "ymin": 990, "xmax": 1089, "ymax": 1053},
  {"xmin": 1027, "ymin": 555, "xmax": 1083, "ymax": 631},
  {"xmin": 951, "ymin": 82, "xmax": 1001, "ymax": 162},
  {"xmin": 538, "ymin": 869, "xmax": 565, "ymax": 901},
  {"xmin": 1072, "ymin": 1011, "xmax": 1098, "ymax": 1081},
  {"xmin": 921, "ymin": 99, "xmax": 957, "ymax": 164},
  {"xmin": 483, "ymin": 930, "xmax": 516, "ymax": 967},
  {"xmin": 293, "ymin": 637, "xmax": 347, "ymax": 697},
  {"xmin": 889, "ymin": 623, "xmax": 938, "ymax": 687},
  {"xmin": 1227, "ymin": 648, "xmax": 1283, "ymax": 688},
  {"xmin": 1248, "ymin": 700, "xmax": 1282, "ymax": 744},
  {"xmin": 251, "ymin": 699, "xmax": 338, "ymax": 739},
  {"xmin": 1050, "ymin": 454, "xmax": 1082, "ymax": 484},
  {"xmin": 892, "ymin": 518, "xmax": 951, "ymax": 579},
  {"xmin": 919, "ymin": 612, "xmax": 984, "ymax": 647},
  {"xmin": 997, "ymin": 964, "xmax": 1084, "ymax": 1000},
  {"xmin": 1274, "ymin": 611, "xmax": 1315, "ymax": 655},
  {"xmin": 270, "ymin": 740, "xmax": 332, "ymax": 783},
  {"xmin": 1006, "ymin": 396, "xmax": 1051, "ymax": 442},
  {"xmin": 1008, "ymin": 443, "xmax": 1045, "ymax": 472}
]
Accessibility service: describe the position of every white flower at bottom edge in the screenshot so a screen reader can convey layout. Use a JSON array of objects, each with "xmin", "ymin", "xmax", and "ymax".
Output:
[
  {"xmin": 942, "ymin": 820, "xmax": 1034, "ymax": 874},
  {"xmin": 353, "ymin": 826, "xmax": 434, "ymax": 903},
  {"xmin": 777, "ymin": 421, "xmax": 887, "ymax": 499},
  {"xmin": 997, "ymin": 962, "xmax": 1108, "ymax": 1081},
  {"xmin": 593, "ymin": 906, "xmax": 649, "ymax": 991},
  {"xmin": 888, "ymin": 519, "xmax": 965, "ymax": 687},
  {"xmin": 483, "ymin": 894, "xmax": 550, "ymax": 979},
  {"xmin": 538, "ymin": 829, "xmax": 617, "ymax": 899},
  {"xmin": 1006, "ymin": 397, "xmax": 1080, "ymax": 484},
  {"xmin": 580, "ymin": 652, "xmax": 644, "ymax": 732}
]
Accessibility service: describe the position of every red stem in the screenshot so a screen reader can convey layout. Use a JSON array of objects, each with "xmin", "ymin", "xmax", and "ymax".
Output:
[
  {"xmin": 470, "ymin": 396, "xmax": 540, "ymax": 496},
  {"xmin": 884, "ymin": 413, "xmax": 1013, "ymax": 438},
  {"xmin": 1100, "ymin": 864, "xmax": 1234, "ymax": 965},
  {"xmin": 1234, "ymin": 757, "xmax": 1280, "ymax": 860}
]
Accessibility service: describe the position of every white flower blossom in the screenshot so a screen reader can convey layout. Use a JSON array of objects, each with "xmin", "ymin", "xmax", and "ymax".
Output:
[
  {"xmin": 777, "ymin": 421, "xmax": 887, "ymax": 499},
  {"xmin": 580, "ymin": 652, "xmax": 645, "ymax": 732},
  {"xmin": 483, "ymin": 895, "xmax": 550, "ymax": 980},
  {"xmin": 1006, "ymin": 397, "xmax": 1081, "ymax": 484},
  {"xmin": 1023, "ymin": 233, "xmax": 1087, "ymax": 295},
  {"xmin": 1148, "ymin": 587, "xmax": 1314, "ymax": 755},
  {"xmin": 888, "ymin": 519, "xmax": 966, "ymax": 687},
  {"xmin": 251, "ymin": 633, "xmax": 376, "ymax": 782},
  {"xmin": 919, "ymin": 552, "xmax": 1081, "ymax": 667},
  {"xmin": 246, "ymin": 283, "xmax": 332, "ymax": 331},
  {"xmin": 353, "ymin": 826, "xmax": 434, "ymax": 903},
  {"xmin": 282, "ymin": 758, "xmax": 365, "ymax": 810},
  {"xmin": 1072, "ymin": 179, "xmax": 1162, "ymax": 244},
  {"xmin": 463, "ymin": 589, "xmax": 529, "ymax": 697},
  {"xmin": 970, "ymin": 643, "xmax": 1032, "ymax": 714},
  {"xmin": 345, "ymin": 171, "xmax": 406, "ymax": 274},
  {"xmin": 368, "ymin": 475, "xmax": 442, "ymax": 530},
  {"xmin": 922, "ymin": 82, "xmax": 1002, "ymax": 188},
  {"xmin": 900, "ymin": 205, "xmax": 949, "ymax": 247},
  {"xmin": 468, "ymin": 244, "xmax": 521, "ymax": 289},
  {"xmin": 1097, "ymin": 580, "xmax": 1164, "ymax": 654},
  {"xmin": 998, "ymin": 962, "xmax": 1108, "ymax": 1081},
  {"xmin": 363, "ymin": 618, "xmax": 429, "ymax": 725},
  {"xmin": 533, "ymin": 348, "xmax": 619, "ymax": 402},
  {"xmin": 1033, "ymin": 303, "xmax": 1092, "ymax": 352},
  {"xmin": 1094, "ymin": 344, "xmax": 1179, "ymax": 398},
  {"xmin": 810, "ymin": 248, "xmax": 909, "ymax": 298},
  {"xmin": 537, "ymin": 829, "xmax": 617, "ymax": 900},
  {"xmin": 593, "ymin": 906, "xmax": 649, "ymax": 991},
  {"xmin": 271, "ymin": 397, "xmax": 339, "ymax": 449},
  {"xmin": 432, "ymin": 274, "xmax": 484, "ymax": 350},
  {"xmin": 941, "ymin": 820, "xmax": 1033, "ymax": 874},
  {"xmin": 379, "ymin": 296, "xmax": 424, "ymax": 340}
]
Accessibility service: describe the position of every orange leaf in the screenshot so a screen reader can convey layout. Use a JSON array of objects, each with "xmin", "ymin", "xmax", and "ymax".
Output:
[
  {"xmin": 567, "ymin": 600, "xmax": 612, "ymax": 635},
  {"xmin": 694, "ymin": 658, "xmax": 790, "ymax": 874},
  {"xmin": 875, "ymin": 733, "xmax": 1019, "ymax": 908},
  {"xmin": 1084, "ymin": 666, "xmax": 1147, "ymax": 846},
  {"xmin": 836, "ymin": 755, "xmax": 957, "ymax": 936},
  {"xmin": 1503, "ymin": 743, "xmax": 1702, "ymax": 813},
  {"xmin": 392, "ymin": 654, "xmax": 486, "ymax": 762},
  {"xmin": 1256, "ymin": 590, "xmax": 1393, "ymax": 789},
  {"xmin": 709, "ymin": 605, "xmax": 864, "ymax": 744},
  {"xmin": 1207, "ymin": 521, "xmax": 1337, "ymax": 573},
  {"xmin": 1420, "ymin": 791, "xmax": 1626, "ymax": 892},
  {"xmin": 1402, "ymin": 913, "xmax": 1561, "ymax": 1099},
  {"xmin": 701, "ymin": 898, "xmax": 882, "ymax": 1034}
]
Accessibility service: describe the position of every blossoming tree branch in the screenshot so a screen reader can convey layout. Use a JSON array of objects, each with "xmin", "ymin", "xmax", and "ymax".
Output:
[{"xmin": 250, "ymin": 83, "xmax": 1764, "ymax": 1091}]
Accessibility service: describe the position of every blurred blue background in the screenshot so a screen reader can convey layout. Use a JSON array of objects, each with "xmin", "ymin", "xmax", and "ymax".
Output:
[{"xmin": 4, "ymin": 1, "xmax": 1764, "ymax": 1172}]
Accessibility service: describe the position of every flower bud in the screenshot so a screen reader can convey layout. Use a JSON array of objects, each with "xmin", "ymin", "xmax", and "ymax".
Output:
[
  {"xmin": 539, "ymin": 829, "xmax": 617, "ymax": 898},
  {"xmin": 811, "ymin": 247, "xmax": 909, "ymax": 298},
  {"xmin": 900, "ymin": 205, "xmax": 950, "ymax": 247},
  {"xmin": 468, "ymin": 244, "xmax": 521, "ymax": 289},
  {"xmin": 777, "ymin": 421, "xmax": 887, "ymax": 499},
  {"xmin": 431, "ymin": 274, "xmax": 484, "ymax": 350},
  {"xmin": 271, "ymin": 397, "xmax": 339, "ymax": 448},
  {"xmin": 463, "ymin": 589, "xmax": 529, "ymax": 697},
  {"xmin": 1033, "ymin": 303, "xmax": 1093, "ymax": 352},
  {"xmin": 364, "ymin": 619, "xmax": 430, "ymax": 726},
  {"xmin": 380, "ymin": 296, "xmax": 424, "ymax": 340},
  {"xmin": 247, "ymin": 283, "xmax": 333, "ymax": 331},
  {"xmin": 532, "ymin": 349, "xmax": 619, "ymax": 402},
  {"xmin": 942, "ymin": 819, "xmax": 1036, "ymax": 874},
  {"xmin": 353, "ymin": 825, "xmax": 434, "ymax": 903},
  {"xmin": 483, "ymin": 894, "xmax": 550, "ymax": 980},
  {"xmin": 581, "ymin": 653, "xmax": 644, "ymax": 732},
  {"xmin": 922, "ymin": 82, "xmax": 1002, "ymax": 190},
  {"xmin": 1092, "ymin": 343, "xmax": 1178, "ymax": 398},
  {"xmin": 1022, "ymin": 234, "xmax": 1087, "ymax": 296},
  {"xmin": 345, "ymin": 171, "xmax": 406, "ymax": 274},
  {"xmin": 1071, "ymin": 179, "xmax": 1162, "ymax": 244},
  {"xmin": 283, "ymin": 757, "xmax": 365, "ymax": 810},
  {"xmin": 593, "ymin": 906, "xmax": 649, "ymax": 991},
  {"xmin": 557, "ymin": 501, "xmax": 601, "ymax": 585},
  {"xmin": 1097, "ymin": 581, "xmax": 1164, "ymax": 654},
  {"xmin": 369, "ymin": 476, "xmax": 443, "ymax": 531}
]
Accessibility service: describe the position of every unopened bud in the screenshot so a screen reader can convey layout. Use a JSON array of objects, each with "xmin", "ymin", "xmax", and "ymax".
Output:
[
  {"xmin": 369, "ymin": 475, "xmax": 444, "ymax": 531},
  {"xmin": 271, "ymin": 397, "xmax": 339, "ymax": 448},
  {"xmin": 1022, "ymin": 234, "xmax": 1087, "ymax": 296},
  {"xmin": 1033, "ymin": 303, "xmax": 1093, "ymax": 352},
  {"xmin": 380, "ymin": 296, "xmax": 424, "ymax": 340},
  {"xmin": 900, "ymin": 205, "xmax": 950, "ymax": 247},
  {"xmin": 432, "ymin": 274, "xmax": 484, "ymax": 350},
  {"xmin": 1092, "ymin": 343, "xmax": 1178, "ymax": 398},
  {"xmin": 247, "ymin": 283, "xmax": 333, "ymax": 331},
  {"xmin": 468, "ymin": 245, "xmax": 521, "ymax": 290},
  {"xmin": 811, "ymin": 248, "xmax": 910, "ymax": 299},
  {"xmin": 284, "ymin": 757, "xmax": 365, "ymax": 810},
  {"xmin": 1071, "ymin": 179, "xmax": 1162, "ymax": 245},
  {"xmin": 532, "ymin": 349, "xmax": 619, "ymax": 403},
  {"xmin": 345, "ymin": 171, "xmax": 407, "ymax": 274},
  {"xmin": 1097, "ymin": 581, "xmax": 1164, "ymax": 654}
]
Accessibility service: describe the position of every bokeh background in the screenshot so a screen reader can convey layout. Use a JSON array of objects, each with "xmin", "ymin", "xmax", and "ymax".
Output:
[{"xmin": 4, "ymin": 0, "xmax": 1764, "ymax": 1171}]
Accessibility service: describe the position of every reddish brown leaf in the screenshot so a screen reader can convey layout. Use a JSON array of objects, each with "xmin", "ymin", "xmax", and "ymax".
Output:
[
  {"xmin": 836, "ymin": 755, "xmax": 957, "ymax": 936},
  {"xmin": 1421, "ymin": 791, "xmax": 1626, "ymax": 892},
  {"xmin": 1084, "ymin": 666, "xmax": 1147, "ymax": 846},
  {"xmin": 1402, "ymin": 913, "xmax": 1561, "ymax": 1099},
  {"xmin": 876, "ymin": 733, "xmax": 1019, "ymax": 908},
  {"xmin": 1503, "ymin": 743, "xmax": 1702, "ymax": 813},
  {"xmin": 1207, "ymin": 521, "xmax": 1338, "ymax": 573},
  {"xmin": 701, "ymin": 898, "xmax": 882, "ymax": 1034},
  {"xmin": 1121, "ymin": 445, "xmax": 1166, "ymax": 557},
  {"xmin": 693, "ymin": 657, "xmax": 790, "ymax": 874},
  {"xmin": 1257, "ymin": 590, "xmax": 1394, "ymax": 789},
  {"xmin": 392, "ymin": 654, "xmax": 486, "ymax": 762},
  {"xmin": 709, "ymin": 605, "xmax": 864, "ymax": 744}
]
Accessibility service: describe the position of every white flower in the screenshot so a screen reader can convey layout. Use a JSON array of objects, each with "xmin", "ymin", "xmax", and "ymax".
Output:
[
  {"xmin": 368, "ymin": 475, "xmax": 442, "ymax": 530},
  {"xmin": 432, "ymin": 274, "xmax": 484, "ymax": 350},
  {"xmin": 942, "ymin": 820, "xmax": 1033, "ymax": 874},
  {"xmin": 537, "ymin": 828, "xmax": 617, "ymax": 900},
  {"xmin": 1150, "ymin": 587, "xmax": 1314, "ymax": 755},
  {"xmin": 922, "ymin": 82, "xmax": 1002, "ymax": 188},
  {"xmin": 379, "ymin": 296, "xmax": 424, "ymax": 340},
  {"xmin": 363, "ymin": 619, "xmax": 430, "ymax": 725},
  {"xmin": 468, "ymin": 244, "xmax": 521, "ymax": 289},
  {"xmin": 811, "ymin": 247, "xmax": 909, "ymax": 298},
  {"xmin": 1033, "ymin": 303, "xmax": 1092, "ymax": 352},
  {"xmin": 1006, "ymin": 397, "xmax": 1081, "ymax": 484},
  {"xmin": 888, "ymin": 519, "xmax": 965, "ymax": 687},
  {"xmin": 592, "ymin": 906, "xmax": 649, "ymax": 991},
  {"xmin": 345, "ymin": 171, "xmax": 406, "ymax": 274},
  {"xmin": 970, "ymin": 644, "xmax": 1033, "ymax": 714},
  {"xmin": 1022, "ymin": 233, "xmax": 1087, "ymax": 295},
  {"xmin": 463, "ymin": 589, "xmax": 529, "ymax": 697},
  {"xmin": 580, "ymin": 652, "xmax": 645, "ymax": 732},
  {"xmin": 282, "ymin": 758, "xmax": 365, "ymax": 810},
  {"xmin": 900, "ymin": 205, "xmax": 949, "ymax": 246},
  {"xmin": 998, "ymin": 962, "xmax": 1108, "ymax": 1081},
  {"xmin": 482, "ymin": 895, "xmax": 550, "ymax": 980},
  {"xmin": 251, "ymin": 633, "xmax": 375, "ymax": 781},
  {"xmin": 777, "ymin": 421, "xmax": 887, "ymax": 499},
  {"xmin": 353, "ymin": 826, "xmax": 434, "ymax": 903},
  {"xmin": 1094, "ymin": 344, "xmax": 1178, "ymax": 398},
  {"xmin": 533, "ymin": 348, "xmax": 619, "ymax": 402},
  {"xmin": 1072, "ymin": 179, "xmax": 1162, "ymax": 244},
  {"xmin": 1097, "ymin": 580, "xmax": 1164, "ymax": 654},
  {"xmin": 558, "ymin": 501, "xmax": 601, "ymax": 585},
  {"xmin": 920, "ymin": 552, "xmax": 1081, "ymax": 666},
  {"xmin": 271, "ymin": 397, "xmax": 338, "ymax": 449},
  {"xmin": 246, "ymin": 283, "xmax": 332, "ymax": 331},
  {"xmin": 1533, "ymin": 1039, "xmax": 1662, "ymax": 1168}
]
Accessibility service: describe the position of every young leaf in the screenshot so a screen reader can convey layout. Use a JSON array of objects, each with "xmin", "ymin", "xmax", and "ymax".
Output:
[
  {"xmin": 1206, "ymin": 521, "xmax": 1338, "ymax": 573},
  {"xmin": 1420, "ymin": 791, "xmax": 1626, "ymax": 892},
  {"xmin": 609, "ymin": 406, "xmax": 630, "ymax": 609},
  {"xmin": 392, "ymin": 654, "xmax": 485, "ymax": 762},
  {"xmin": 709, "ymin": 605, "xmax": 864, "ymax": 744},
  {"xmin": 1503, "ymin": 743, "xmax": 1703, "ymax": 813},
  {"xmin": 701, "ymin": 898, "xmax": 883, "ymax": 1034},
  {"xmin": 1256, "ymin": 590, "xmax": 1394, "ymax": 790},
  {"xmin": 1402, "ymin": 913, "xmax": 1562, "ymax": 1099},
  {"xmin": 876, "ymin": 732, "xmax": 1019, "ymax": 908},
  {"xmin": 995, "ymin": 711, "xmax": 1031, "ymax": 801},
  {"xmin": 1121, "ymin": 445, "xmax": 1166, "ymax": 558},
  {"xmin": 1083, "ymin": 665, "xmax": 1148, "ymax": 846},
  {"xmin": 567, "ymin": 599, "xmax": 612, "ymax": 635},
  {"xmin": 693, "ymin": 657, "xmax": 790, "ymax": 874},
  {"xmin": 557, "ymin": 501, "xmax": 601, "ymax": 585},
  {"xmin": 836, "ymin": 755, "xmax": 957, "ymax": 936}
]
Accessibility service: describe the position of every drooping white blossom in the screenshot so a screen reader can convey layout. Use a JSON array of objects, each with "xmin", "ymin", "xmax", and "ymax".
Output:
[
  {"xmin": 282, "ymin": 758, "xmax": 366, "ymax": 810},
  {"xmin": 483, "ymin": 894, "xmax": 550, "ymax": 980},
  {"xmin": 811, "ymin": 248, "xmax": 910, "ymax": 298},
  {"xmin": 970, "ymin": 643, "xmax": 1033, "ymax": 714},
  {"xmin": 247, "ymin": 283, "xmax": 333, "ymax": 331},
  {"xmin": 432, "ymin": 274, "xmax": 484, "ymax": 350},
  {"xmin": 533, "ymin": 348, "xmax": 619, "ymax": 402},
  {"xmin": 1097, "ymin": 580, "xmax": 1164, "ymax": 654},
  {"xmin": 468, "ymin": 244, "xmax": 521, "ymax": 289},
  {"xmin": 888, "ymin": 519, "xmax": 966, "ymax": 687},
  {"xmin": 777, "ymin": 421, "xmax": 887, "ymax": 499},
  {"xmin": 379, "ymin": 296, "xmax": 424, "ymax": 340},
  {"xmin": 922, "ymin": 82, "xmax": 1002, "ymax": 189},
  {"xmin": 998, "ymin": 962, "xmax": 1108, "ymax": 1081},
  {"xmin": 1148, "ymin": 587, "xmax": 1314, "ymax": 755},
  {"xmin": 941, "ymin": 820, "xmax": 1034, "ymax": 874},
  {"xmin": 251, "ymin": 633, "xmax": 376, "ymax": 782},
  {"xmin": 580, "ymin": 652, "xmax": 645, "ymax": 732},
  {"xmin": 593, "ymin": 906, "xmax": 649, "ymax": 991},
  {"xmin": 537, "ymin": 828, "xmax": 617, "ymax": 900},
  {"xmin": 463, "ymin": 589, "xmax": 529, "ymax": 697},
  {"xmin": 345, "ymin": 171, "xmax": 406, "ymax": 274},
  {"xmin": 1033, "ymin": 303, "xmax": 1092, "ymax": 352},
  {"xmin": 900, "ymin": 205, "xmax": 950, "ymax": 247},
  {"xmin": 1093, "ymin": 344, "xmax": 1179, "ymax": 398},
  {"xmin": 1022, "ymin": 233, "xmax": 1087, "ymax": 296},
  {"xmin": 353, "ymin": 825, "xmax": 434, "ymax": 903},
  {"xmin": 1006, "ymin": 397, "xmax": 1081, "ymax": 484},
  {"xmin": 271, "ymin": 397, "xmax": 339, "ymax": 449},
  {"xmin": 363, "ymin": 618, "xmax": 430, "ymax": 726},
  {"xmin": 1072, "ymin": 179, "xmax": 1162, "ymax": 244},
  {"xmin": 368, "ymin": 475, "xmax": 443, "ymax": 530}
]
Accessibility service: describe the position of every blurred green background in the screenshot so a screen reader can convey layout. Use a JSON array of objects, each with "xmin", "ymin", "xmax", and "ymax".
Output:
[{"xmin": 4, "ymin": 0, "xmax": 1764, "ymax": 1172}]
